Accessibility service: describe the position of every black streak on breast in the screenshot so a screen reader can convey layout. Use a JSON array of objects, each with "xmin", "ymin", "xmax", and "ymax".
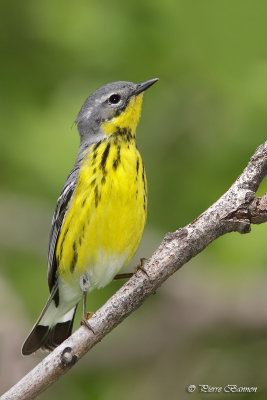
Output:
[
  {"xmin": 113, "ymin": 145, "xmax": 121, "ymax": 170},
  {"xmin": 70, "ymin": 241, "xmax": 78, "ymax": 273},
  {"xmin": 101, "ymin": 143, "xmax": 111, "ymax": 171}
]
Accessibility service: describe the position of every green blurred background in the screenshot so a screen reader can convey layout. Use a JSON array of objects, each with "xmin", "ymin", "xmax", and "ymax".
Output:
[{"xmin": 1, "ymin": 0, "xmax": 267, "ymax": 399}]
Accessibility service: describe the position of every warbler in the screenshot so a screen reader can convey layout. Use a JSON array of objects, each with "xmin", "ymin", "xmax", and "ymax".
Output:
[{"xmin": 22, "ymin": 78, "xmax": 158, "ymax": 355}]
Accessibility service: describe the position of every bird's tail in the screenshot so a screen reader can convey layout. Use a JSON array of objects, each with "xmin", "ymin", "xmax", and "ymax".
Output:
[{"xmin": 22, "ymin": 285, "xmax": 78, "ymax": 356}]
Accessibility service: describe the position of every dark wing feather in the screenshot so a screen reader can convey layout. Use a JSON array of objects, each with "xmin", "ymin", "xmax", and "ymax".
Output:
[{"xmin": 47, "ymin": 166, "xmax": 80, "ymax": 292}]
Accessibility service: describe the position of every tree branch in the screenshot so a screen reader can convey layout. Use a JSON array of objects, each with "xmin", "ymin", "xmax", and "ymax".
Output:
[{"xmin": 2, "ymin": 141, "xmax": 267, "ymax": 400}]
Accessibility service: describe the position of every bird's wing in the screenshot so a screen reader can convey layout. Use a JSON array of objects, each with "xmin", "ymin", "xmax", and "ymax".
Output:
[{"xmin": 47, "ymin": 166, "xmax": 80, "ymax": 292}]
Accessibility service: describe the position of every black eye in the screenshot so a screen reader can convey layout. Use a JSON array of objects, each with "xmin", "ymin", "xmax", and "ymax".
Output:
[{"xmin": 109, "ymin": 94, "xmax": 121, "ymax": 104}]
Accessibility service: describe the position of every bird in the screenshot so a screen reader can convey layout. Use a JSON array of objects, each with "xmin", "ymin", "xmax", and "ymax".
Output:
[{"xmin": 22, "ymin": 78, "xmax": 158, "ymax": 355}]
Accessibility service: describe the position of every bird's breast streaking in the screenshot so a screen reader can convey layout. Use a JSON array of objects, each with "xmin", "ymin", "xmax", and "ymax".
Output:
[{"xmin": 56, "ymin": 130, "xmax": 147, "ymax": 289}]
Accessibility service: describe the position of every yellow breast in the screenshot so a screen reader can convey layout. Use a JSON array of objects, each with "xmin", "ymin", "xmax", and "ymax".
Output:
[{"xmin": 56, "ymin": 137, "xmax": 147, "ymax": 288}]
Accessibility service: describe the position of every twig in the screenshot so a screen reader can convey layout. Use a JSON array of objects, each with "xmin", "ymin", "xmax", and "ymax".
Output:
[{"xmin": 2, "ymin": 141, "xmax": 267, "ymax": 400}]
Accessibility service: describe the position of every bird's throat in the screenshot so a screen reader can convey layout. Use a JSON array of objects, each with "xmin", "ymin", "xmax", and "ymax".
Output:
[{"xmin": 101, "ymin": 94, "xmax": 143, "ymax": 139}]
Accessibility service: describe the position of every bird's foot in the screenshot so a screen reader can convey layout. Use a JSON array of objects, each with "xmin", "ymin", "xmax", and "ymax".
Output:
[
  {"xmin": 135, "ymin": 257, "xmax": 149, "ymax": 277},
  {"xmin": 114, "ymin": 258, "xmax": 149, "ymax": 280},
  {"xmin": 81, "ymin": 312, "xmax": 96, "ymax": 333},
  {"xmin": 86, "ymin": 311, "xmax": 95, "ymax": 320}
]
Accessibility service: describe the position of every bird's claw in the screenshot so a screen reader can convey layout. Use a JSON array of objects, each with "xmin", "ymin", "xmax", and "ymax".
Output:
[
  {"xmin": 135, "ymin": 257, "xmax": 149, "ymax": 277},
  {"xmin": 81, "ymin": 312, "xmax": 96, "ymax": 333}
]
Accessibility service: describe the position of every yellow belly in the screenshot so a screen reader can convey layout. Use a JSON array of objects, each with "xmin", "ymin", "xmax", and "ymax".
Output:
[{"xmin": 56, "ymin": 138, "xmax": 147, "ymax": 289}]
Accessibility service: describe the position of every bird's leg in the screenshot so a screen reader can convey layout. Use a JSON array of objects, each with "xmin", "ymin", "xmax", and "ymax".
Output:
[
  {"xmin": 114, "ymin": 272, "xmax": 134, "ymax": 280},
  {"xmin": 80, "ymin": 274, "xmax": 95, "ymax": 333},
  {"xmin": 114, "ymin": 258, "xmax": 149, "ymax": 280}
]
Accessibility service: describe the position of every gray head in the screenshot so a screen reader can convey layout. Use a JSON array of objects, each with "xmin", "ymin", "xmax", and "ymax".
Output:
[{"xmin": 75, "ymin": 79, "xmax": 158, "ymax": 143}]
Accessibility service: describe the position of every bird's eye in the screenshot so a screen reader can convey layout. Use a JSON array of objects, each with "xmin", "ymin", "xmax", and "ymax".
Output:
[{"xmin": 109, "ymin": 94, "xmax": 121, "ymax": 104}]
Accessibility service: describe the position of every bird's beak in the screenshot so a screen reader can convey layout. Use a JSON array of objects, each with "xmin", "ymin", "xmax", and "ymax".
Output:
[{"xmin": 134, "ymin": 78, "xmax": 159, "ymax": 95}]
